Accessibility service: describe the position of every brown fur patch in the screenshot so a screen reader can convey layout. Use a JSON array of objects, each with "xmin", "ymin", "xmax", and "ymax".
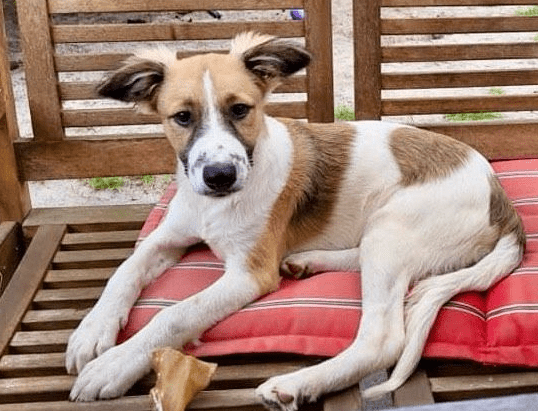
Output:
[
  {"xmin": 390, "ymin": 127, "xmax": 471, "ymax": 186},
  {"xmin": 489, "ymin": 175, "xmax": 526, "ymax": 251},
  {"xmin": 247, "ymin": 120, "xmax": 356, "ymax": 292}
]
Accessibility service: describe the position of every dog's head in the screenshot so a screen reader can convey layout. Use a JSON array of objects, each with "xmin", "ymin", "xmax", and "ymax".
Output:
[{"xmin": 98, "ymin": 32, "xmax": 311, "ymax": 197}]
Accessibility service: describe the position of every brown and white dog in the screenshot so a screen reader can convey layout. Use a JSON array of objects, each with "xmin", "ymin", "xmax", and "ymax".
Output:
[{"xmin": 66, "ymin": 33, "xmax": 525, "ymax": 410}]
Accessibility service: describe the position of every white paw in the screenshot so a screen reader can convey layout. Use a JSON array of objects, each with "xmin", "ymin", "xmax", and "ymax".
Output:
[
  {"xmin": 69, "ymin": 341, "xmax": 150, "ymax": 401},
  {"xmin": 256, "ymin": 375, "xmax": 304, "ymax": 411},
  {"xmin": 280, "ymin": 251, "xmax": 324, "ymax": 278},
  {"xmin": 65, "ymin": 307, "xmax": 125, "ymax": 375}
]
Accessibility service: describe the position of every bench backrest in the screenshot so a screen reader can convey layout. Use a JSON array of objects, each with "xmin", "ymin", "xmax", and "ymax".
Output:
[
  {"xmin": 354, "ymin": 0, "xmax": 538, "ymax": 160},
  {"xmin": 14, "ymin": 0, "xmax": 333, "ymax": 181}
]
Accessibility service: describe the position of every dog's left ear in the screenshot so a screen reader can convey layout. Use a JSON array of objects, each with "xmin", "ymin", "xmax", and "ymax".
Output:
[{"xmin": 237, "ymin": 35, "xmax": 311, "ymax": 91}]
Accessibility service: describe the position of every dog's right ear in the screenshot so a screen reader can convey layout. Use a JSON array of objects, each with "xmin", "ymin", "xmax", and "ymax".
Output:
[{"xmin": 97, "ymin": 57, "xmax": 165, "ymax": 113}]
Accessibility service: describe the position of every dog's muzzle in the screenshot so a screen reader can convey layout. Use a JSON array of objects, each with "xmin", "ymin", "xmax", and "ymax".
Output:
[{"xmin": 203, "ymin": 163, "xmax": 237, "ymax": 195}]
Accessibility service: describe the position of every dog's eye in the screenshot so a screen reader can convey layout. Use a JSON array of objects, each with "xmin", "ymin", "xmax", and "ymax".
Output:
[
  {"xmin": 230, "ymin": 104, "xmax": 251, "ymax": 120},
  {"xmin": 173, "ymin": 111, "xmax": 192, "ymax": 127}
]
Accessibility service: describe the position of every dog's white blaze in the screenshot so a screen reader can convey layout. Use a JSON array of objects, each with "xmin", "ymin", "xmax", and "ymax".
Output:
[
  {"xmin": 202, "ymin": 70, "xmax": 220, "ymax": 131},
  {"xmin": 186, "ymin": 71, "xmax": 250, "ymax": 195}
]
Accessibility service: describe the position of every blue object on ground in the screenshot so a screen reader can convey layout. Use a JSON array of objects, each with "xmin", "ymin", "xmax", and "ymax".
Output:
[{"xmin": 290, "ymin": 9, "xmax": 304, "ymax": 20}]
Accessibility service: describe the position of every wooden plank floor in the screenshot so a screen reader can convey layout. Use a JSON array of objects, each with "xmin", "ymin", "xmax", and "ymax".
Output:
[{"xmin": 2, "ymin": 206, "xmax": 538, "ymax": 410}]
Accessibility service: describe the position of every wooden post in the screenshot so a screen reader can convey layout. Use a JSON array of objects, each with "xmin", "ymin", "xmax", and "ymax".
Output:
[
  {"xmin": 304, "ymin": 0, "xmax": 334, "ymax": 123},
  {"xmin": 17, "ymin": 0, "xmax": 64, "ymax": 141},
  {"xmin": 0, "ymin": 2, "xmax": 31, "ymax": 223},
  {"xmin": 353, "ymin": 0, "xmax": 382, "ymax": 120}
]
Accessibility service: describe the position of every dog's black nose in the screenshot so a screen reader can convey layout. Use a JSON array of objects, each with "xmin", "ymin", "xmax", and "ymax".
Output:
[{"xmin": 203, "ymin": 163, "xmax": 237, "ymax": 193}]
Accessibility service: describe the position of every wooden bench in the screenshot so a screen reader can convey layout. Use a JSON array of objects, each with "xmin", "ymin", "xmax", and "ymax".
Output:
[{"xmin": 2, "ymin": 0, "xmax": 538, "ymax": 410}]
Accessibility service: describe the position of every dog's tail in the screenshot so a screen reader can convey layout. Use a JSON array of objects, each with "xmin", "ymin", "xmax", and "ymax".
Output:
[{"xmin": 362, "ymin": 232, "xmax": 524, "ymax": 400}]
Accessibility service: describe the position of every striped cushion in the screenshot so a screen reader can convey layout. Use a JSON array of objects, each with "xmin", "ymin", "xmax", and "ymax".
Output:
[{"xmin": 117, "ymin": 158, "xmax": 538, "ymax": 366}]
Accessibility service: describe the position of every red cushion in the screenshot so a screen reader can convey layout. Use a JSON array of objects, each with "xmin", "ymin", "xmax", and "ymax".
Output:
[{"xmin": 117, "ymin": 158, "xmax": 538, "ymax": 366}]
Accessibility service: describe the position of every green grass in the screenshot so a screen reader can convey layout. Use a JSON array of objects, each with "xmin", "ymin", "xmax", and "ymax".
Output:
[
  {"xmin": 445, "ymin": 112, "xmax": 502, "ymax": 122},
  {"xmin": 88, "ymin": 176, "xmax": 125, "ymax": 190},
  {"xmin": 334, "ymin": 105, "xmax": 355, "ymax": 121},
  {"xmin": 488, "ymin": 87, "xmax": 504, "ymax": 95},
  {"xmin": 516, "ymin": 6, "xmax": 538, "ymax": 16},
  {"xmin": 140, "ymin": 175, "xmax": 155, "ymax": 185}
]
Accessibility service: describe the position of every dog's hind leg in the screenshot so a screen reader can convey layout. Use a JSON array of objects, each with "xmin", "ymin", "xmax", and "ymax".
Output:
[
  {"xmin": 257, "ymin": 229, "xmax": 411, "ymax": 411},
  {"xmin": 362, "ymin": 232, "xmax": 523, "ymax": 400},
  {"xmin": 281, "ymin": 248, "xmax": 362, "ymax": 278}
]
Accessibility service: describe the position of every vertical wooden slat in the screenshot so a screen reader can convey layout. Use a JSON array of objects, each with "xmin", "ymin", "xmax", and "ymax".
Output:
[
  {"xmin": 0, "ymin": 3, "xmax": 31, "ymax": 222},
  {"xmin": 353, "ymin": 0, "xmax": 382, "ymax": 120},
  {"xmin": 0, "ymin": 222, "xmax": 24, "ymax": 296},
  {"xmin": 304, "ymin": 0, "xmax": 334, "ymax": 123},
  {"xmin": 0, "ymin": 109, "xmax": 31, "ymax": 222},
  {"xmin": 17, "ymin": 0, "xmax": 64, "ymax": 141},
  {"xmin": 393, "ymin": 369, "xmax": 435, "ymax": 407},
  {"xmin": 0, "ymin": 225, "xmax": 66, "ymax": 356},
  {"xmin": 0, "ymin": 3, "xmax": 19, "ymax": 142},
  {"xmin": 323, "ymin": 385, "xmax": 362, "ymax": 411}
]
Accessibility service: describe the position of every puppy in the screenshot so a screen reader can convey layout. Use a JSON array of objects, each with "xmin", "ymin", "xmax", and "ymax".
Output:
[{"xmin": 66, "ymin": 32, "xmax": 525, "ymax": 410}]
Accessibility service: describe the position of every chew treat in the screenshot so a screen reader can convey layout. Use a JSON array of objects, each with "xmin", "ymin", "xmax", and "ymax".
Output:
[{"xmin": 150, "ymin": 347, "xmax": 217, "ymax": 411}]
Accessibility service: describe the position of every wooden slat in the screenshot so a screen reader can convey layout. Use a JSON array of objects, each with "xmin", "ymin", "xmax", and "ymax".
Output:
[
  {"xmin": 382, "ymin": 94, "xmax": 538, "ymax": 116},
  {"xmin": 304, "ymin": 0, "xmax": 334, "ymax": 122},
  {"xmin": 59, "ymin": 76, "xmax": 307, "ymax": 100},
  {"xmin": 48, "ymin": 0, "xmax": 304, "ymax": 13},
  {"xmin": 44, "ymin": 268, "xmax": 115, "ymax": 288},
  {"xmin": 61, "ymin": 102, "xmax": 307, "ymax": 127},
  {"xmin": 62, "ymin": 108, "xmax": 160, "ymax": 127},
  {"xmin": 382, "ymin": 16, "xmax": 538, "ymax": 36},
  {"xmin": 16, "ymin": 0, "xmax": 64, "ymax": 141},
  {"xmin": 23, "ymin": 205, "xmax": 152, "ymax": 237},
  {"xmin": 0, "ymin": 360, "xmax": 311, "ymax": 407},
  {"xmin": 0, "ymin": 225, "xmax": 66, "ymax": 355},
  {"xmin": 0, "ymin": 389, "xmax": 261, "ymax": 410},
  {"xmin": 0, "ymin": 396, "xmax": 152, "ymax": 411},
  {"xmin": 430, "ymin": 372, "xmax": 538, "ymax": 402},
  {"xmin": 423, "ymin": 121, "xmax": 538, "ymax": 160},
  {"xmin": 33, "ymin": 287, "xmax": 104, "ymax": 309},
  {"xmin": 0, "ymin": 375, "xmax": 73, "ymax": 403},
  {"xmin": 9, "ymin": 329, "xmax": 71, "ymax": 354},
  {"xmin": 53, "ymin": 248, "xmax": 131, "ymax": 269},
  {"xmin": 61, "ymin": 231, "xmax": 139, "ymax": 250},
  {"xmin": 354, "ymin": 0, "xmax": 382, "ymax": 120},
  {"xmin": 0, "ymin": 222, "xmax": 23, "ymax": 295},
  {"xmin": 55, "ymin": 51, "xmax": 226, "ymax": 72},
  {"xmin": 0, "ymin": 115, "xmax": 30, "ymax": 222},
  {"xmin": 382, "ymin": 69, "xmax": 538, "ymax": 90},
  {"xmin": 15, "ymin": 138, "xmax": 176, "ymax": 181},
  {"xmin": 22, "ymin": 308, "xmax": 90, "ymax": 330},
  {"xmin": 0, "ymin": 3, "xmax": 18, "ymax": 141},
  {"xmin": 55, "ymin": 52, "xmax": 131, "ymax": 72},
  {"xmin": 52, "ymin": 21, "xmax": 304, "ymax": 44},
  {"xmin": 382, "ymin": 43, "xmax": 538, "ymax": 63},
  {"xmin": 0, "ymin": 2, "xmax": 31, "ymax": 222},
  {"xmin": 394, "ymin": 370, "xmax": 435, "ymax": 407},
  {"xmin": 0, "ymin": 353, "xmax": 66, "ymax": 378},
  {"xmin": 382, "ymin": 0, "xmax": 538, "ymax": 5},
  {"xmin": 323, "ymin": 386, "xmax": 362, "ymax": 411}
]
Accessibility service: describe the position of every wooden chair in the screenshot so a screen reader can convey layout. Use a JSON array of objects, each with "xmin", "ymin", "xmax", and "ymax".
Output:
[{"xmin": 1, "ymin": 0, "xmax": 538, "ymax": 410}]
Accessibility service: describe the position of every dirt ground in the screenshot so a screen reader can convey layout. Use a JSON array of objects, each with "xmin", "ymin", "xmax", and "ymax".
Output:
[{"xmin": 8, "ymin": 0, "xmax": 537, "ymax": 207}]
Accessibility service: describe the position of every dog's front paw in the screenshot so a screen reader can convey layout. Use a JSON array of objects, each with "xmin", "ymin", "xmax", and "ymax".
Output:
[
  {"xmin": 256, "ymin": 376, "xmax": 304, "ymax": 411},
  {"xmin": 65, "ymin": 308, "xmax": 124, "ymax": 375},
  {"xmin": 69, "ymin": 342, "xmax": 150, "ymax": 401}
]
